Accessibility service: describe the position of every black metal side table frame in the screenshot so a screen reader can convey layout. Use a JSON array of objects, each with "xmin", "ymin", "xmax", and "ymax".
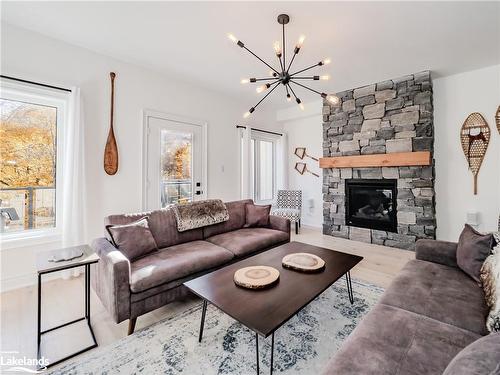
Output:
[
  {"xmin": 37, "ymin": 249, "xmax": 98, "ymax": 368},
  {"xmin": 197, "ymin": 271, "xmax": 354, "ymax": 374}
]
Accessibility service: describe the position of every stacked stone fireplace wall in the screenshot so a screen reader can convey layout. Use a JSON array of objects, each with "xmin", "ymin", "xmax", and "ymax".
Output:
[{"xmin": 322, "ymin": 71, "xmax": 436, "ymax": 250}]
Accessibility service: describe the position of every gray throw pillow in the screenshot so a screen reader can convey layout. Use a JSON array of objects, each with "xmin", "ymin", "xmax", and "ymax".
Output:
[
  {"xmin": 244, "ymin": 204, "xmax": 271, "ymax": 228},
  {"xmin": 106, "ymin": 217, "xmax": 158, "ymax": 261},
  {"xmin": 456, "ymin": 224, "xmax": 496, "ymax": 282},
  {"xmin": 442, "ymin": 333, "xmax": 500, "ymax": 375}
]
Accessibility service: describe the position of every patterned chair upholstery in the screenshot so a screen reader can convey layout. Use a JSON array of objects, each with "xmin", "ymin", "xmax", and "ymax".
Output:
[{"xmin": 271, "ymin": 190, "xmax": 302, "ymax": 234}]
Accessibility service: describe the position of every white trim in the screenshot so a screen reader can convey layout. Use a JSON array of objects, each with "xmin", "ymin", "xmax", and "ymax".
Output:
[
  {"xmin": 0, "ymin": 271, "xmax": 62, "ymax": 293},
  {"xmin": 141, "ymin": 110, "xmax": 208, "ymax": 210},
  {"xmin": 0, "ymin": 80, "xmax": 69, "ymax": 249}
]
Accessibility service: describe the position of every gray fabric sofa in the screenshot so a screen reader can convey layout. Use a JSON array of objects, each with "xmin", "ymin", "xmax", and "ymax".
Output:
[
  {"xmin": 91, "ymin": 199, "xmax": 290, "ymax": 334},
  {"xmin": 322, "ymin": 238, "xmax": 499, "ymax": 375}
]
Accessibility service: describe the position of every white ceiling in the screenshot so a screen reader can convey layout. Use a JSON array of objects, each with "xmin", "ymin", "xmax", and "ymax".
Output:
[{"xmin": 2, "ymin": 1, "xmax": 499, "ymax": 110}]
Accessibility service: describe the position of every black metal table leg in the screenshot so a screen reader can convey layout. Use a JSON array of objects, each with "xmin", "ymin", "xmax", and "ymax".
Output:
[
  {"xmin": 270, "ymin": 332, "xmax": 274, "ymax": 375},
  {"xmin": 36, "ymin": 265, "xmax": 98, "ymax": 369},
  {"xmin": 256, "ymin": 333, "xmax": 260, "ymax": 375},
  {"xmin": 199, "ymin": 300, "xmax": 207, "ymax": 343},
  {"xmin": 37, "ymin": 273, "xmax": 41, "ymax": 358},
  {"xmin": 345, "ymin": 271, "xmax": 354, "ymax": 304}
]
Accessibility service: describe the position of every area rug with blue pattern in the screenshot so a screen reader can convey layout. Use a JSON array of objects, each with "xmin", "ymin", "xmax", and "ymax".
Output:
[{"xmin": 51, "ymin": 279, "xmax": 383, "ymax": 375}]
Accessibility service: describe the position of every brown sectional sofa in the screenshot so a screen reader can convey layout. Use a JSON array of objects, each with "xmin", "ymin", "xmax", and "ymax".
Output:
[
  {"xmin": 322, "ymin": 238, "xmax": 499, "ymax": 374},
  {"xmin": 91, "ymin": 199, "xmax": 290, "ymax": 334}
]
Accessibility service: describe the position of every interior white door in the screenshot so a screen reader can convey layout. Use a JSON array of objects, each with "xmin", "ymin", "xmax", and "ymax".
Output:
[{"xmin": 145, "ymin": 116, "xmax": 205, "ymax": 210}]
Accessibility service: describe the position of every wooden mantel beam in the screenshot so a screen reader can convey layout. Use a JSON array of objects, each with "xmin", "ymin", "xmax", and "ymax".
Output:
[{"xmin": 319, "ymin": 151, "xmax": 431, "ymax": 169}]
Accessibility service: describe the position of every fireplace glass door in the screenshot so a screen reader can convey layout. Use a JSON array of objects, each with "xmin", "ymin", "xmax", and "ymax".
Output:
[{"xmin": 345, "ymin": 179, "xmax": 397, "ymax": 232}]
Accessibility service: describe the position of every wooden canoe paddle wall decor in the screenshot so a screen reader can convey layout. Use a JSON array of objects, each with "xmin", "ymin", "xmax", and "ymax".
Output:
[
  {"xmin": 104, "ymin": 72, "xmax": 118, "ymax": 175},
  {"xmin": 460, "ymin": 112, "xmax": 490, "ymax": 195},
  {"xmin": 496, "ymin": 105, "xmax": 500, "ymax": 134}
]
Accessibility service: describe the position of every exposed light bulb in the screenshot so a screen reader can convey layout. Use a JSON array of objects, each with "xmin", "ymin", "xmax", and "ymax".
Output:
[
  {"xmin": 320, "ymin": 75, "xmax": 330, "ymax": 81},
  {"xmin": 299, "ymin": 103, "xmax": 305, "ymax": 111},
  {"xmin": 240, "ymin": 78, "xmax": 250, "ymax": 84},
  {"xmin": 273, "ymin": 41, "xmax": 282, "ymax": 56},
  {"xmin": 256, "ymin": 84, "xmax": 270, "ymax": 93},
  {"xmin": 243, "ymin": 111, "xmax": 251, "ymax": 118},
  {"xmin": 286, "ymin": 94, "xmax": 292, "ymax": 102},
  {"xmin": 322, "ymin": 58, "xmax": 331, "ymax": 65},
  {"xmin": 228, "ymin": 34, "xmax": 238, "ymax": 43},
  {"xmin": 269, "ymin": 70, "xmax": 275, "ymax": 77},
  {"xmin": 297, "ymin": 35, "xmax": 306, "ymax": 48},
  {"xmin": 327, "ymin": 95, "xmax": 340, "ymax": 105}
]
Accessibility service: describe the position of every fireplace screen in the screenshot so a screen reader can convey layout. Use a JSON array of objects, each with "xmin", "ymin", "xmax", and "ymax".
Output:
[{"xmin": 345, "ymin": 179, "xmax": 397, "ymax": 232}]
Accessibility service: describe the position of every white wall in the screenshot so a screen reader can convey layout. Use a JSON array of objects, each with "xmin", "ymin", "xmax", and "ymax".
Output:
[
  {"xmin": 434, "ymin": 65, "xmax": 500, "ymax": 241},
  {"xmin": 0, "ymin": 24, "xmax": 279, "ymax": 290},
  {"xmin": 278, "ymin": 101, "xmax": 323, "ymax": 228}
]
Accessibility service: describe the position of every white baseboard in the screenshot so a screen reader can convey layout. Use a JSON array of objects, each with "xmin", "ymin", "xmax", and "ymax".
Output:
[{"xmin": 1, "ymin": 272, "xmax": 65, "ymax": 293}]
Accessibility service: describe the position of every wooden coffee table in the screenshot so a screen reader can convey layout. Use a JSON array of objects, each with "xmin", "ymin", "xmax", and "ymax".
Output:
[{"xmin": 184, "ymin": 241, "xmax": 363, "ymax": 374}]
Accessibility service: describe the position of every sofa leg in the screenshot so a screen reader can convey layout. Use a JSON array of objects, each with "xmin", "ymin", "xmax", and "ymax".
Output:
[
  {"xmin": 295, "ymin": 221, "xmax": 299, "ymax": 235},
  {"xmin": 128, "ymin": 317, "xmax": 137, "ymax": 335}
]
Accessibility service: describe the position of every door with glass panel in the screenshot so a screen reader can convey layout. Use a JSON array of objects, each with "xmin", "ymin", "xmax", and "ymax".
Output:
[{"xmin": 145, "ymin": 116, "xmax": 204, "ymax": 210}]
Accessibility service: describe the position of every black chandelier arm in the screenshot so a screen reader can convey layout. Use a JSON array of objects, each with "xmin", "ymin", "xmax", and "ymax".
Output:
[
  {"xmin": 287, "ymin": 83, "xmax": 300, "ymax": 101},
  {"xmin": 252, "ymin": 77, "xmax": 280, "ymax": 82},
  {"xmin": 242, "ymin": 46, "xmax": 280, "ymax": 74},
  {"xmin": 276, "ymin": 53, "xmax": 285, "ymax": 72},
  {"xmin": 285, "ymin": 84, "xmax": 290, "ymax": 97},
  {"xmin": 292, "ymin": 76, "xmax": 319, "ymax": 80},
  {"xmin": 252, "ymin": 81, "xmax": 281, "ymax": 110},
  {"xmin": 290, "ymin": 62, "xmax": 322, "ymax": 77},
  {"xmin": 290, "ymin": 80, "xmax": 323, "ymax": 96},
  {"xmin": 286, "ymin": 52, "xmax": 298, "ymax": 74}
]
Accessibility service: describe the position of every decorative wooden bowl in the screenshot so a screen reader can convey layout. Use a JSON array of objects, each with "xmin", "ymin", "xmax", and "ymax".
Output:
[
  {"xmin": 282, "ymin": 253, "xmax": 326, "ymax": 273},
  {"xmin": 234, "ymin": 266, "xmax": 280, "ymax": 289}
]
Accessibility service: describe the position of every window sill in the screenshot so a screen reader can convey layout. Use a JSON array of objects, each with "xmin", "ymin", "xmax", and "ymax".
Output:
[{"xmin": 0, "ymin": 229, "xmax": 61, "ymax": 250}]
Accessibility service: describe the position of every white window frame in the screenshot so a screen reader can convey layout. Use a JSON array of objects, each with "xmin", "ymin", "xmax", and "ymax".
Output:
[
  {"xmin": 241, "ymin": 130, "xmax": 279, "ymax": 204},
  {"xmin": 0, "ymin": 80, "xmax": 68, "ymax": 248}
]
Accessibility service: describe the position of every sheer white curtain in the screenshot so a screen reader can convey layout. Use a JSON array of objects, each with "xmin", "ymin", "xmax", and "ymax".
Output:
[
  {"xmin": 240, "ymin": 127, "xmax": 252, "ymax": 199},
  {"xmin": 62, "ymin": 87, "xmax": 86, "ymax": 249}
]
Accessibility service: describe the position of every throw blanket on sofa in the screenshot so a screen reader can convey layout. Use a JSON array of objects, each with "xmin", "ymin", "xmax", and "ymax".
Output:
[{"xmin": 172, "ymin": 199, "xmax": 229, "ymax": 232}]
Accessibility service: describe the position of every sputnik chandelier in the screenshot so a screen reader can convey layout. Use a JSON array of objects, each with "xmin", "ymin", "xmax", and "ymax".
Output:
[{"xmin": 228, "ymin": 13, "xmax": 339, "ymax": 118}]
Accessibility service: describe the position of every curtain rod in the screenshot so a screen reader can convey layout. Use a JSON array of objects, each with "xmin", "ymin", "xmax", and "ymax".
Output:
[
  {"xmin": 0, "ymin": 75, "xmax": 72, "ymax": 93},
  {"xmin": 236, "ymin": 125, "xmax": 282, "ymax": 137}
]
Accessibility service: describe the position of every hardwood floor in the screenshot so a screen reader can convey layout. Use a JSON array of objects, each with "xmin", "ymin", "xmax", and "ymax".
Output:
[{"xmin": 0, "ymin": 227, "xmax": 414, "ymax": 371}]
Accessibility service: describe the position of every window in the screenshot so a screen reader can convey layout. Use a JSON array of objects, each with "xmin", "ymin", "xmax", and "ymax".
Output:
[
  {"xmin": 0, "ymin": 81, "xmax": 67, "ymax": 240},
  {"xmin": 241, "ymin": 131, "xmax": 278, "ymax": 204}
]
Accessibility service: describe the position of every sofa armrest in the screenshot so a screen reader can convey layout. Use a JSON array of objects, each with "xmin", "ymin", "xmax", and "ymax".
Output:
[
  {"xmin": 415, "ymin": 239, "xmax": 458, "ymax": 268},
  {"xmin": 91, "ymin": 237, "xmax": 131, "ymax": 323},
  {"xmin": 269, "ymin": 215, "xmax": 291, "ymax": 236}
]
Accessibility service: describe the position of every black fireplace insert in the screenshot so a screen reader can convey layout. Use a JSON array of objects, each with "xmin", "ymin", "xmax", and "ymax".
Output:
[{"xmin": 345, "ymin": 179, "xmax": 397, "ymax": 232}]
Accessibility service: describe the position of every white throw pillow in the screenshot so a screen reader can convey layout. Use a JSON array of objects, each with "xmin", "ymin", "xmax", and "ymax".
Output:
[{"xmin": 480, "ymin": 232, "xmax": 500, "ymax": 332}]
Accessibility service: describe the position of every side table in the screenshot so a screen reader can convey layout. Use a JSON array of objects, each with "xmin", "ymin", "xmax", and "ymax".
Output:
[{"xmin": 36, "ymin": 245, "xmax": 99, "ymax": 368}]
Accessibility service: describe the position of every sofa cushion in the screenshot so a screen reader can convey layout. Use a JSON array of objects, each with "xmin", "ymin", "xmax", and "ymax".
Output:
[
  {"xmin": 203, "ymin": 199, "xmax": 253, "ymax": 238},
  {"xmin": 130, "ymin": 240, "xmax": 234, "ymax": 293},
  {"xmin": 244, "ymin": 204, "xmax": 271, "ymax": 228},
  {"xmin": 443, "ymin": 333, "xmax": 500, "ymax": 375},
  {"xmin": 379, "ymin": 259, "xmax": 488, "ymax": 335},
  {"xmin": 105, "ymin": 208, "xmax": 204, "ymax": 249},
  {"xmin": 206, "ymin": 228, "xmax": 289, "ymax": 257},
  {"xmin": 321, "ymin": 304, "xmax": 481, "ymax": 375},
  {"xmin": 457, "ymin": 224, "xmax": 495, "ymax": 282},
  {"xmin": 106, "ymin": 217, "xmax": 158, "ymax": 261}
]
